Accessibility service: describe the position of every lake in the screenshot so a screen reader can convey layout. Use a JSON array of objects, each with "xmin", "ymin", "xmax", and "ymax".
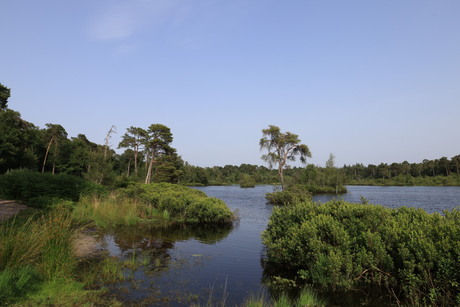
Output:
[{"xmin": 105, "ymin": 185, "xmax": 460, "ymax": 306}]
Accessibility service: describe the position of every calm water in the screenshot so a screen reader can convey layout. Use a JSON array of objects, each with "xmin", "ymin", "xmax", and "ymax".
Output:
[
  {"xmin": 105, "ymin": 185, "xmax": 460, "ymax": 306},
  {"xmin": 314, "ymin": 185, "xmax": 460, "ymax": 213}
]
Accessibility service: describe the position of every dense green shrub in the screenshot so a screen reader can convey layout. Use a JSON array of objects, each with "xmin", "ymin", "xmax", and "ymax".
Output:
[
  {"xmin": 266, "ymin": 185, "xmax": 312, "ymax": 205},
  {"xmin": 305, "ymin": 184, "xmax": 347, "ymax": 194},
  {"xmin": 185, "ymin": 197, "xmax": 234, "ymax": 223},
  {"xmin": 262, "ymin": 200, "xmax": 460, "ymax": 305},
  {"xmin": 0, "ymin": 170, "xmax": 104, "ymax": 207},
  {"xmin": 240, "ymin": 175, "xmax": 256, "ymax": 188},
  {"xmin": 119, "ymin": 183, "xmax": 234, "ymax": 224}
]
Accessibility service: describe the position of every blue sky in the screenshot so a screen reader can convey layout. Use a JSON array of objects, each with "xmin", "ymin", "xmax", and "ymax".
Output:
[{"xmin": 1, "ymin": 0, "xmax": 459, "ymax": 167}]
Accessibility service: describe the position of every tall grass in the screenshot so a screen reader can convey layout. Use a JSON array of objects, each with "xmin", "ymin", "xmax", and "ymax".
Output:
[
  {"xmin": 72, "ymin": 194, "xmax": 144, "ymax": 228},
  {"xmin": 72, "ymin": 183, "xmax": 235, "ymax": 228},
  {"xmin": 0, "ymin": 209, "xmax": 78, "ymax": 303},
  {"xmin": 0, "ymin": 207, "xmax": 124, "ymax": 305}
]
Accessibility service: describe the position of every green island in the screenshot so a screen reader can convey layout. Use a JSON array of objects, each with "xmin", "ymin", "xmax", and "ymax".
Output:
[{"xmin": 1, "ymin": 83, "xmax": 460, "ymax": 306}]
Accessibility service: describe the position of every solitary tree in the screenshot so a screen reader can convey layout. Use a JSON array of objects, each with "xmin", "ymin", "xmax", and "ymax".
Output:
[
  {"xmin": 259, "ymin": 125, "xmax": 311, "ymax": 190},
  {"xmin": 143, "ymin": 124, "xmax": 174, "ymax": 184}
]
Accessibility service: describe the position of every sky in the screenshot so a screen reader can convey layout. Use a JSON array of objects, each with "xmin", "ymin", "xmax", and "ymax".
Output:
[{"xmin": 1, "ymin": 0, "xmax": 459, "ymax": 167}]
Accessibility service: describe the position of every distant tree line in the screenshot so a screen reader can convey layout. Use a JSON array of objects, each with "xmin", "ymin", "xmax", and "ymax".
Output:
[
  {"xmin": 342, "ymin": 157, "xmax": 460, "ymax": 186},
  {"xmin": 1, "ymin": 83, "xmax": 459, "ymax": 188}
]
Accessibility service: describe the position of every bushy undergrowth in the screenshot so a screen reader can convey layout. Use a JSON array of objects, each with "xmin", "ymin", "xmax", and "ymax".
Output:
[
  {"xmin": 262, "ymin": 200, "xmax": 460, "ymax": 306},
  {"xmin": 306, "ymin": 184, "xmax": 347, "ymax": 194},
  {"xmin": 265, "ymin": 185, "xmax": 312, "ymax": 205},
  {"xmin": 73, "ymin": 183, "xmax": 234, "ymax": 227},
  {"xmin": 240, "ymin": 175, "xmax": 256, "ymax": 188},
  {"xmin": 123, "ymin": 182, "xmax": 234, "ymax": 224},
  {"xmin": 0, "ymin": 170, "xmax": 105, "ymax": 208}
]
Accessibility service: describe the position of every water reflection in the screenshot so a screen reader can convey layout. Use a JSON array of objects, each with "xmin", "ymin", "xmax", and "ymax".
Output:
[
  {"xmin": 102, "ymin": 223, "xmax": 234, "ymax": 305},
  {"xmin": 98, "ymin": 185, "xmax": 460, "ymax": 306},
  {"xmin": 108, "ymin": 223, "xmax": 234, "ymax": 253}
]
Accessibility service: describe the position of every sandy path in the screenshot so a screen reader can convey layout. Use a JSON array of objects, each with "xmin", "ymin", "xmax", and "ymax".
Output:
[{"xmin": 0, "ymin": 200, "xmax": 29, "ymax": 222}]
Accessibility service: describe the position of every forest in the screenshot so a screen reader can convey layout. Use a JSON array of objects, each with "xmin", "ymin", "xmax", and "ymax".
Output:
[{"xmin": 1, "ymin": 82, "xmax": 459, "ymax": 189}]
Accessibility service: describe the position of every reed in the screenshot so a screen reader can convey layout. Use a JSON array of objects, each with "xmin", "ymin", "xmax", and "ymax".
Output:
[
  {"xmin": 72, "ymin": 194, "xmax": 143, "ymax": 228},
  {"xmin": 0, "ymin": 209, "xmax": 79, "ymax": 303}
]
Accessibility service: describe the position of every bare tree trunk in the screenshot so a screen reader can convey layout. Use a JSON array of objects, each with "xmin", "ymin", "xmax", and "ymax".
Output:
[
  {"xmin": 278, "ymin": 165, "xmax": 284, "ymax": 190},
  {"xmin": 134, "ymin": 150, "xmax": 138, "ymax": 175},
  {"xmin": 42, "ymin": 137, "xmax": 54, "ymax": 173},
  {"xmin": 127, "ymin": 158, "xmax": 131, "ymax": 177},
  {"xmin": 145, "ymin": 153, "xmax": 154, "ymax": 184},
  {"xmin": 104, "ymin": 125, "xmax": 117, "ymax": 160}
]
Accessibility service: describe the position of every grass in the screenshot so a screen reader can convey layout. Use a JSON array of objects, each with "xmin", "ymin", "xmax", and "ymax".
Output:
[
  {"xmin": 72, "ymin": 183, "xmax": 235, "ymax": 228},
  {"xmin": 0, "ymin": 206, "xmax": 124, "ymax": 306},
  {"xmin": 72, "ymin": 194, "xmax": 146, "ymax": 228},
  {"xmin": 191, "ymin": 287, "xmax": 327, "ymax": 307}
]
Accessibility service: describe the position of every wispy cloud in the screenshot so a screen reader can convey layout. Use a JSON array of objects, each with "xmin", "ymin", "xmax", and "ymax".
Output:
[{"xmin": 88, "ymin": 0, "xmax": 180, "ymax": 42}]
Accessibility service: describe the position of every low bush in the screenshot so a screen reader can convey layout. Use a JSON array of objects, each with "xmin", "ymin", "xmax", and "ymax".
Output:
[
  {"xmin": 306, "ymin": 184, "xmax": 347, "ymax": 194},
  {"xmin": 262, "ymin": 200, "xmax": 460, "ymax": 305},
  {"xmin": 266, "ymin": 185, "xmax": 312, "ymax": 205},
  {"xmin": 240, "ymin": 175, "xmax": 256, "ymax": 188},
  {"xmin": 185, "ymin": 197, "xmax": 234, "ymax": 224}
]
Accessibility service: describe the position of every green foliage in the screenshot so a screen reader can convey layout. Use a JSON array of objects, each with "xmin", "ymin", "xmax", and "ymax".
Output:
[
  {"xmin": 263, "ymin": 200, "xmax": 460, "ymax": 305},
  {"xmin": 0, "ymin": 206, "xmax": 123, "ymax": 306},
  {"xmin": 306, "ymin": 184, "xmax": 347, "ymax": 194},
  {"xmin": 343, "ymin": 156, "xmax": 460, "ymax": 186},
  {"xmin": 240, "ymin": 174, "xmax": 256, "ymax": 188},
  {"xmin": 72, "ymin": 195, "xmax": 147, "ymax": 228},
  {"xmin": 185, "ymin": 197, "xmax": 234, "ymax": 223},
  {"xmin": 265, "ymin": 185, "xmax": 312, "ymax": 205},
  {"xmin": 0, "ymin": 266, "xmax": 42, "ymax": 304},
  {"xmin": 242, "ymin": 288, "xmax": 327, "ymax": 307},
  {"xmin": 260, "ymin": 125, "xmax": 311, "ymax": 189},
  {"xmin": 74, "ymin": 183, "xmax": 234, "ymax": 227},
  {"xmin": 0, "ymin": 170, "xmax": 102, "ymax": 207},
  {"xmin": 0, "ymin": 83, "xmax": 10, "ymax": 109},
  {"xmin": 125, "ymin": 183, "xmax": 234, "ymax": 224},
  {"xmin": 0, "ymin": 108, "xmax": 40, "ymax": 173},
  {"xmin": 0, "ymin": 209, "xmax": 80, "ymax": 303}
]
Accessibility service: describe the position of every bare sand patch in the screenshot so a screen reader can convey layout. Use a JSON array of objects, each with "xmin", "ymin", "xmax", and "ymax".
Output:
[{"xmin": 73, "ymin": 232, "xmax": 104, "ymax": 258}]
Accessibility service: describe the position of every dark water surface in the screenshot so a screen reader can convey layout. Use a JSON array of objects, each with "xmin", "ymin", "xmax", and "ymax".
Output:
[{"xmin": 105, "ymin": 185, "xmax": 460, "ymax": 306}]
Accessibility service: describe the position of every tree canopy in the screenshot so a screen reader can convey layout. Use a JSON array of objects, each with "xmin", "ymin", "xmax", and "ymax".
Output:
[
  {"xmin": 260, "ymin": 125, "xmax": 311, "ymax": 189},
  {"xmin": 143, "ymin": 124, "xmax": 175, "ymax": 184},
  {"xmin": 0, "ymin": 83, "xmax": 10, "ymax": 110}
]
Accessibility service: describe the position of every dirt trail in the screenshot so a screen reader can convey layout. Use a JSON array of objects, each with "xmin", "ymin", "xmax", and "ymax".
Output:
[{"xmin": 0, "ymin": 200, "xmax": 28, "ymax": 222}]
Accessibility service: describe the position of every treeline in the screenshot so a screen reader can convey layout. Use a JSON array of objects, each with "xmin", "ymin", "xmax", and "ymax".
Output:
[
  {"xmin": 1, "ymin": 83, "xmax": 459, "ymax": 188},
  {"xmin": 342, "ymin": 157, "xmax": 460, "ymax": 186}
]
